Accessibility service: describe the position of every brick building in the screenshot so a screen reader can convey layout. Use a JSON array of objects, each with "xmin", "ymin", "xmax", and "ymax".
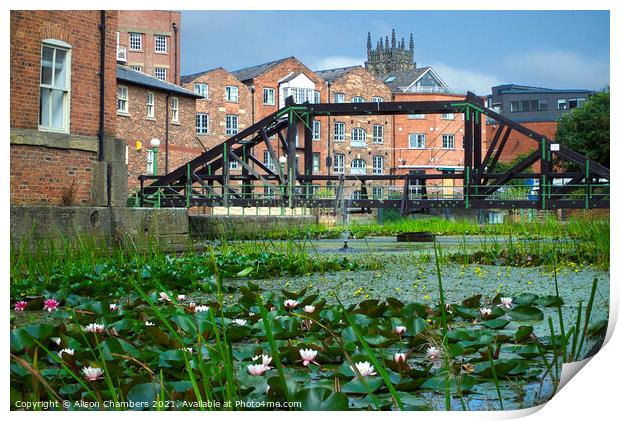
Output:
[
  {"xmin": 10, "ymin": 10, "xmax": 126, "ymax": 206},
  {"xmin": 116, "ymin": 10, "xmax": 181, "ymax": 84},
  {"xmin": 116, "ymin": 65, "xmax": 201, "ymax": 193}
]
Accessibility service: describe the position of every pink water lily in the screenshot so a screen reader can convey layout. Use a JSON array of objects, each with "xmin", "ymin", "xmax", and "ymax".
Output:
[
  {"xmin": 499, "ymin": 297, "xmax": 513, "ymax": 309},
  {"xmin": 426, "ymin": 346, "xmax": 442, "ymax": 362},
  {"xmin": 284, "ymin": 299, "xmax": 299, "ymax": 309},
  {"xmin": 303, "ymin": 305, "xmax": 315, "ymax": 313},
  {"xmin": 247, "ymin": 363, "xmax": 269, "ymax": 376},
  {"xmin": 82, "ymin": 367, "xmax": 104, "ymax": 381},
  {"xmin": 299, "ymin": 349, "xmax": 319, "ymax": 366},
  {"xmin": 83, "ymin": 323, "xmax": 105, "ymax": 333},
  {"xmin": 14, "ymin": 301, "xmax": 27, "ymax": 312},
  {"xmin": 252, "ymin": 354, "xmax": 273, "ymax": 369},
  {"xmin": 393, "ymin": 326, "xmax": 407, "ymax": 335},
  {"xmin": 394, "ymin": 352, "xmax": 407, "ymax": 364},
  {"xmin": 158, "ymin": 292, "xmax": 171, "ymax": 302},
  {"xmin": 43, "ymin": 299, "xmax": 59, "ymax": 312},
  {"xmin": 177, "ymin": 295, "xmax": 187, "ymax": 301}
]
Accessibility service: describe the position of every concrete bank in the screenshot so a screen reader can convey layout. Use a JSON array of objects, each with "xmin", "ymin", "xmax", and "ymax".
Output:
[{"xmin": 189, "ymin": 214, "xmax": 318, "ymax": 239}]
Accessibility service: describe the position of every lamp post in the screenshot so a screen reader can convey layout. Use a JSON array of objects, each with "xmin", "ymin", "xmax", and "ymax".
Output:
[
  {"xmin": 279, "ymin": 155, "xmax": 287, "ymax": 215},
  {"xmin": 150, "ymin": 138, "xmax": 161, "ymax": 176}
]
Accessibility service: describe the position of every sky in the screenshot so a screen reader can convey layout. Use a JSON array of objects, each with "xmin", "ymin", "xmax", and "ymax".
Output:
[{"xmin": 180, "ymin": 10, "xmax": 610, "ymax": 95}]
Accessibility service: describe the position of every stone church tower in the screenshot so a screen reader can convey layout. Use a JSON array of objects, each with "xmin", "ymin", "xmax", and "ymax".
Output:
[{"xmin": 364, "ymin": 29, "xmax": 416, "ymax": 76}]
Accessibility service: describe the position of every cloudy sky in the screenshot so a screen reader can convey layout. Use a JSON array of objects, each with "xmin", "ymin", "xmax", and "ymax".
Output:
[{"xmin": 180, "ymin": 10, "xmax": 609, "ymax": 95}]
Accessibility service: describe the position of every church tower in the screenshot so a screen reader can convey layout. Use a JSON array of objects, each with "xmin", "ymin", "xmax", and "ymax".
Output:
[{"xmin": 364, "ymin": 29, "xmax": 416, "ymax": 77}]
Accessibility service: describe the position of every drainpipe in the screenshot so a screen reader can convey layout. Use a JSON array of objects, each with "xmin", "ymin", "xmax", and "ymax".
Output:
[
  {"xmin": 250, "ymin": 85, "xmax": 255, "ymax": 124},
  {"xmin": 172, "ymin": 21, "xmax": 178, "ymax": 84},
  {"xmin": 165, "ymin": 93, "xmax": 170, "ymax": 174},
  {"xmin": 391, "ymin": 91, "xmax": 396, "ymax": 186},
  {"xmin": 327, "ymin": 81, "xmax": 332, "ymax": 179},
  {"xmin": 98, "ymin": 10, "xmax": 106, "ymax": 163}
]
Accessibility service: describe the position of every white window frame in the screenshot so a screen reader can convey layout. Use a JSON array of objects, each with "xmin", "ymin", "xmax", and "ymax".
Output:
[
  {"xmin": 263, "ymin": 87, "xmax": 275, "ymax": 105},
  {"xmin": 225, "ymin": 114, "xmax": 238, "ymax": 135},
  {"xmin": 408, "ymin": 133, "xmax": 426, "ymax": 149},
  {"xmin": 39, "ymin": 40, "xmax": 71, "ymax": 133},
  {"xmin": 117, "ymin": 85, "xmax": 128, "ymax": 114},
  {"xmin": 372, "ymin": 187, "xmax": 383, "ymax": 199},
  {"xmin": 170, "ymin": 97, "xmax": 179, "ymax": 123},
  {"xmin": 196, "ymin": 113, "xmax": 209, "ymax": 134},
  {"xmin": 154, "ymin": 67, "xmax": 167, "ymax": 81},
  {"xmin": 351, "ymin": 159, "xmax": 367, "ymax": 175},
  {"xmin": 263, "ymin": 150, "xmax": 275, "ymax": 171},
  {"xmin": 129, "ymin": 65, "xmax": 142, "ymax": 73},
  {"xmin": 334, "ymin": 93, "xmax": 345, "ymax": 103},
  {"xmin": 312, "ymin": 153, "xmax": 321, "ymax": 173},
  {"xmin": 442, "ymin": 134, "xmax": 455, "ymax": 149},
  {"xmin": 334, "ymin": 122, "xmax": 345, "ymax": 142},
  {"xmin": 129, "ymin": 33, "xmax": 142, "ymax": 51},
  {"xmin": 333, "ymin": 154, "xmax": 345, "ymax": 174},
  {"xmin": 154, "ymin": 35, "xmax": 167, "ymax": 53},
  {"xmin": 194, "ymin": 83, "xmax": 209, "ymax": 99},
  {"xmin": 351, "ymin": 127, "xmax": 367, "ymax": 147},
  {"xmin": 557, "ymin": 99, "xmax": 568, "ymax": 110},
  {"xmin": 146, "ymin": 92, "xmax": 155, "ymax": 118},
  {"xmin": 229, "ymin": 161, "xmax": 239, "ymax": 170},
  {"xmin": 312, "ymin": 120, "xmax": 321, "ymax": 141},
  {"xmin": 225, "ymin": 86, "xmax": 239, "ymax": 102},
  {"xmin": 441, "ymin": 113, "xmax": 455, "ymax": 120},
  {"xmin": 372, "ymin": 96, "xmax": 384, "ymax": 103},
  {"xmin": 408, "ymin": 114, "xmax": 426, "ymax": 119},
  {"xmin": 372, "ymin": 124, "xmax": 384, "ymax": 144},
  {"xmin": 146, "ymin": 149, "xmax": 154, "ymax": 175},
  {"xmin": 351, "ymin": 96, "xmax": 365, "ymax": 103},
  {"xmin": 372, "ymin": 155, "xmax": 384, "ymax": 174},
  {"xmin": 313, "ymin": 90, "xmax": 321, "ymax": 104}
]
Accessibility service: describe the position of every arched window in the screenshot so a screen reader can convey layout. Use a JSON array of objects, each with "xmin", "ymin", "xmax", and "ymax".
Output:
[
  {"xmin": 351, "ymin": 128, "xmax": 367, "ymax": 147},
  {"xmin": 351, "ymin": 159, "xmax": 367, "ymax": 175},
  {"xmin": 351, "ymin": 96, "xmax": 365, "ymax": 103}
]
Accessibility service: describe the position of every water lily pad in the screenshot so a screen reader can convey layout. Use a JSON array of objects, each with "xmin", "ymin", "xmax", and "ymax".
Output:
[
  {"xmin": 293, "ymin": 387, "xmax": 349, "ymax": 410},
  {"xmin": 462, "ymin": 294, "xmax": 482, "ymax": 308},
  {"xmin": 514, "ymin": 325, "xmax": 534, "ymax": 342},
  {"xmin": 514, "ymin": 293, "xmax": 538, "ymax": 306},
  {"xmin": 341, "ymin": 376, "xmax": 384, "ymax": 394},
  {"xmin": 481, "ymin": 319, "xmax": 510, "ymax": 330},
  {"xmin": 509, "ymin": 305, "xmax": 544, "ymax": 321},
  {"xmin": 421, "ymin": 374, "xmax": 475, "ymax": 393},
  {"xmin": 127, "ymin": 382, "xmax": 160, "ymax": 410}
]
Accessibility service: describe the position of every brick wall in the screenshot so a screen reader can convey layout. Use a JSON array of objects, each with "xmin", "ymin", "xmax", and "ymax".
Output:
[
  {"xmin": 486, "ymin": 120, "xmax": 557, "ymax": 165},
  {"xmin": 118, "ymin": 10, "xmax": 180, "ymax": 84},
  {"xmin": 117, "ymin": 83, "xmax": 199, "ymax": 192},
  {"xmin": 10, "ymin": 10, "xmax": 119, "ymax": 206}
]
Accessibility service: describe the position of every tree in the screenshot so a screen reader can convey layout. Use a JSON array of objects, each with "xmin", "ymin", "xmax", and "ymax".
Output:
[{"xmin": 555, "ymin": 88, "xmax": 610, "ymax": 168}]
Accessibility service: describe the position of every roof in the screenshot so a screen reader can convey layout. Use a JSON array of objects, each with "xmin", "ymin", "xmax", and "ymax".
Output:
[
  {"xmin": 117, "ymin": 65, "xmax": 201, "ymax": 98},
  {"xmin": 491, "ymin": 84, "xmax": 593, "ymax": 96},
  {"xmin": 279, "ymin": 72, "xmax": 302, "ymax": 83},
  {"xmin": 314, "ymin": 66, "xmax": 363, "ymax": 84},
  {"xmin": 180, "ymin": 67, "xmax": 225, "ymax": 84},
  {"xmin": 231, "ymin": 56, "xmax": 294, "ymax": 82},
  {"xmin": 377, "ymin": 67, "xmax": 431, "ymax": 92}
]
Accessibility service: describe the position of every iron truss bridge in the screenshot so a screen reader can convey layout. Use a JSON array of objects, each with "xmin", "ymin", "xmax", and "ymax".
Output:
[{"xmin": 139, "ymin": 92, "xmax": 609, "ymax": 214}]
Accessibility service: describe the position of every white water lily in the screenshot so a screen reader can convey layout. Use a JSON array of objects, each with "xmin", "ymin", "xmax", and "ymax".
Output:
[
  {"xmin": 145, "ymin": 321, "xmax": 155, "ymax": 326},
  {"xmin": 194, "ymin": 305, "xmax": 210, "ymax": 313},
  {"xmin": 51, "ymin": 337, "xmax": 61, "ymax": 346},
  {"xmin": 233, "ymin": 319, "xmax": 247, "ymax": 326},
  {"xmin": 188, "ymin": 302, "xmax": 196, "ymax": 310},
  {"xmin": 394, "ymin": 352, "xmax": 407, "ymax": 364},
  {"xmin": 158, "ymin": 292, "xmax": 171, "ymax": 302},
  {"xmin": 177, "ymin": 295, "xmax": 187, "ymax": 301},
  {"xmin": 82, "ymin": 367, "xmax": 104, "ymax": 381},
  {"xmin": 303, "ymin": 305, "xmax": 315, "ymax": 313},
  {"xmin": 252, "ymin": 354, "xmax": 273, "ymax": 368},
  {"xmin": 479, "ymin": 307, "xmax": 492, "ymax": 317},
  {"xmin": 352, "ymin": 361, "xmax": 376, "ymax": 377},
  {"xmin": 299, "ymin": 349, "xmax": 319, "ymax": 366},
  {"xmin": 426, "ymin": 346, "xmax": 442, "ymax": 361},
  {"xmin": 83, "ymin": 323, "xmax": 105, "ymax": 333},
  {"xmin": 393, "ymin": 326, "xmax": 407, "ymax": 335},
  {"xmin": 109, "ymin": 303, "xmax": 118, "ymax": 311},
  {"xmin": 247, "ymin": 363, "xmax": 269, "ymax": 376},
  {"xmin": 499, "ymin": 297, "xmax": 513, "ymax": 309},
  {"xmin": 58, "ymin": 348, "xmax": 75, "ymax": 358},
  {"xmin": 284, "ymin": 299, "xmax": 299, "ymax": 309}
]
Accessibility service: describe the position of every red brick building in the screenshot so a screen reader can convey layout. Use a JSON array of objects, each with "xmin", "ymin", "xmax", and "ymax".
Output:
[
  {"xmin": 116, "ymin": 66, "xmax": 200, "ymax": 193},
  {"xmin": 10, "ymin": 10, "xmax": 125, "ymax": 206},
  {"xmin": 116, "ymin": 10, "xmax": 181, "ymax": 84}
]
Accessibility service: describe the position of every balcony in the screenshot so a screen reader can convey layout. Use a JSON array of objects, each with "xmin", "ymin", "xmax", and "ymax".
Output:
[{"xmin": 116, "ymin": 45, "xmax": 127, "ymax": 63}]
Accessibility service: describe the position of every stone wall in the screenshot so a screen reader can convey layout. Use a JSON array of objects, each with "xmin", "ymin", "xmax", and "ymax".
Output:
[{"xmin": 189, "ymin": 214, "xmax": 317, "ymax": 239}]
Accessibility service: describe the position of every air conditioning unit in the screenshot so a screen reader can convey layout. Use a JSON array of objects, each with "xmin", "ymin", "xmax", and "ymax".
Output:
[{"xmin": 116, "ymin": 45, "xmax": 127, "ymax": 63}]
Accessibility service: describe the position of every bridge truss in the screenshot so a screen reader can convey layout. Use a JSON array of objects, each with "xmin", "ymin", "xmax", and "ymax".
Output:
[{"xmin": 139, "ymin": 92, "xmax": 609, "ymax": 214}]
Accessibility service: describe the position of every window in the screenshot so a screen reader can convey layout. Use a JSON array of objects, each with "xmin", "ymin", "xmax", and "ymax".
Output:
[
  {"xmin": 146, "ymin": 92, "xmax": 154, "ymax": 118},
  {"xmin": 154, "ymin": 35, "xmax": 167, "ymax": 53},
  {"xmin": 576, "ymin": 98, "xmax": 586, "ymax": 108},
  {"xmin": 117, "ymin": 86, "xmax": 128, "ymax": 114},
  {"xmin": 351, "ymin": 96, "xmax": 365, "ymax": 103},
  {"xmin": 408, "ymin": 114, "xmax": 425, "ymax": 119},
  {"xmin": 146, "ymin": 149, "xmax": 154, "ymax": 175},
  {"xmin": 568, "ymin": 98, "xmax": 581, "ymax": 109},
  {"xmin": 264, "ymin": 186, "xmax": 275, "ymax": 198},
  {"xmin": 351, "ymin": 159, "xmax": 367, "ymax": 175},
  {"xmin": 314, "ymin": 90, "xmax": 321, "ymax": 104},
  {"xmin": 557, "ymin": 99, "xmax": 567, "ymax": 110},
  {"xmin": 312, "ymin": 120, "xmax": 321, "ymax": 140},
  {"xmin": 225, "ymin": 86, "xmax": 239, "ymax": 102},
  {"xmin": 334, "ymin": 122, "xmax": 345, "ymax": 141},
  {"xmin": 154, "ymin": 67, "xmax": 167, "ymax": 81},
  {"xmin": 39, "ymin": 41, "xmax": 71, "ymax": 131},
  {"xmin": 263, "ymin": 151, "xmax": 275, "ymax": 170},
  {"xmin": 196, "ymin": 113, "xmax": 209, "ymax": 134},
  {"xmin": 129, "ymin": 33, "xmax": 142, "ymax": 51},
  {"xmin": 442, "ymin": 134, "xmax": 455, "ymax": 149},
  {"xmin": 194, "ymin": 83, "xmax": 209, "ymax": 99},
  {"xmin": 441, "ymin": 113, "xmax": 455, "ymax": 120},
  {"xmin": 372, "ymin": 125, "xmax": 384, "ymax": 144},
  {"xmin": 510, "ymin": 100, "xmax": 548, "ymax": 112},
  {"xmin": 334, "ymin": 93, "xmax": 345, "ymax": 103},
  {"xmin": 129, "ymin": 65, "xmax": 142, "ymax": 72},
  {"xmin": 372, "ymin": 96, "xmax": 384, "ymax": 103},
  {"xmin": 408, "ymin": 133, "xmax": 426, "ymax": 149},
  {"xmin": 229, "ymin": 161, "xmax": 239, "ymax": 170},
  {"xmin": 334, "ymin": 154, "xmax": 345, "ymax": 173},
  {"xmin": 312, "ymin": 153, "xmax": 321, "ymax": 173},
  {"xmin": 263, "ymin": 87, "xmax": 275, "ymax": 105},
  {"xmin": 372, "ymin": 187, "xmax": 383, "ymax": 199},
  {"xmin": 282, "ymin": 88, "xmax": 320, "ymax": 104},
  {"xmin": 384, "ymin": 76, "xmax": 396, "ymax": 83},
  {"xmin": 372, "ymin": 155, "xmax": 384, "ymax": 174},
  {"xmin": 351, "ymin": 128, "xmax": 367, "ymax": 146},
  {"xmin": 171, "ymin": 97, "xmax": 179, "ymax": 123},
  {"xmin": 225, "ymin": 114, "xmax": 238, "ymax": 135}
]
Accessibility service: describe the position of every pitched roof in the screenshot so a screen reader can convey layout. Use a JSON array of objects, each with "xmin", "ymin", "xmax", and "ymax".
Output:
[
  {"xmin": 314, "ymin": 66, "xmax": 363, "ymax": 84},
  {"xmin": 378, "ymin": 67, "xmax": 431, "ymax": 92},
  {"xmin": 180, "ymin": 67, "xmax": 225, "ymax": 84},
  {"xmin": 117, "ymin": 65, "xmax": 201, "ymax": 98},
  {"xmin": 231, "ymin": 56, "xmax": 294, "ymax": 82}
]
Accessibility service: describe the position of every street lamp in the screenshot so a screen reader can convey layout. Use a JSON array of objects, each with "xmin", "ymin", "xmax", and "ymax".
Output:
[{"xmin": 150, "ymin": 138, "xmax": 161, "ymax": 176}]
